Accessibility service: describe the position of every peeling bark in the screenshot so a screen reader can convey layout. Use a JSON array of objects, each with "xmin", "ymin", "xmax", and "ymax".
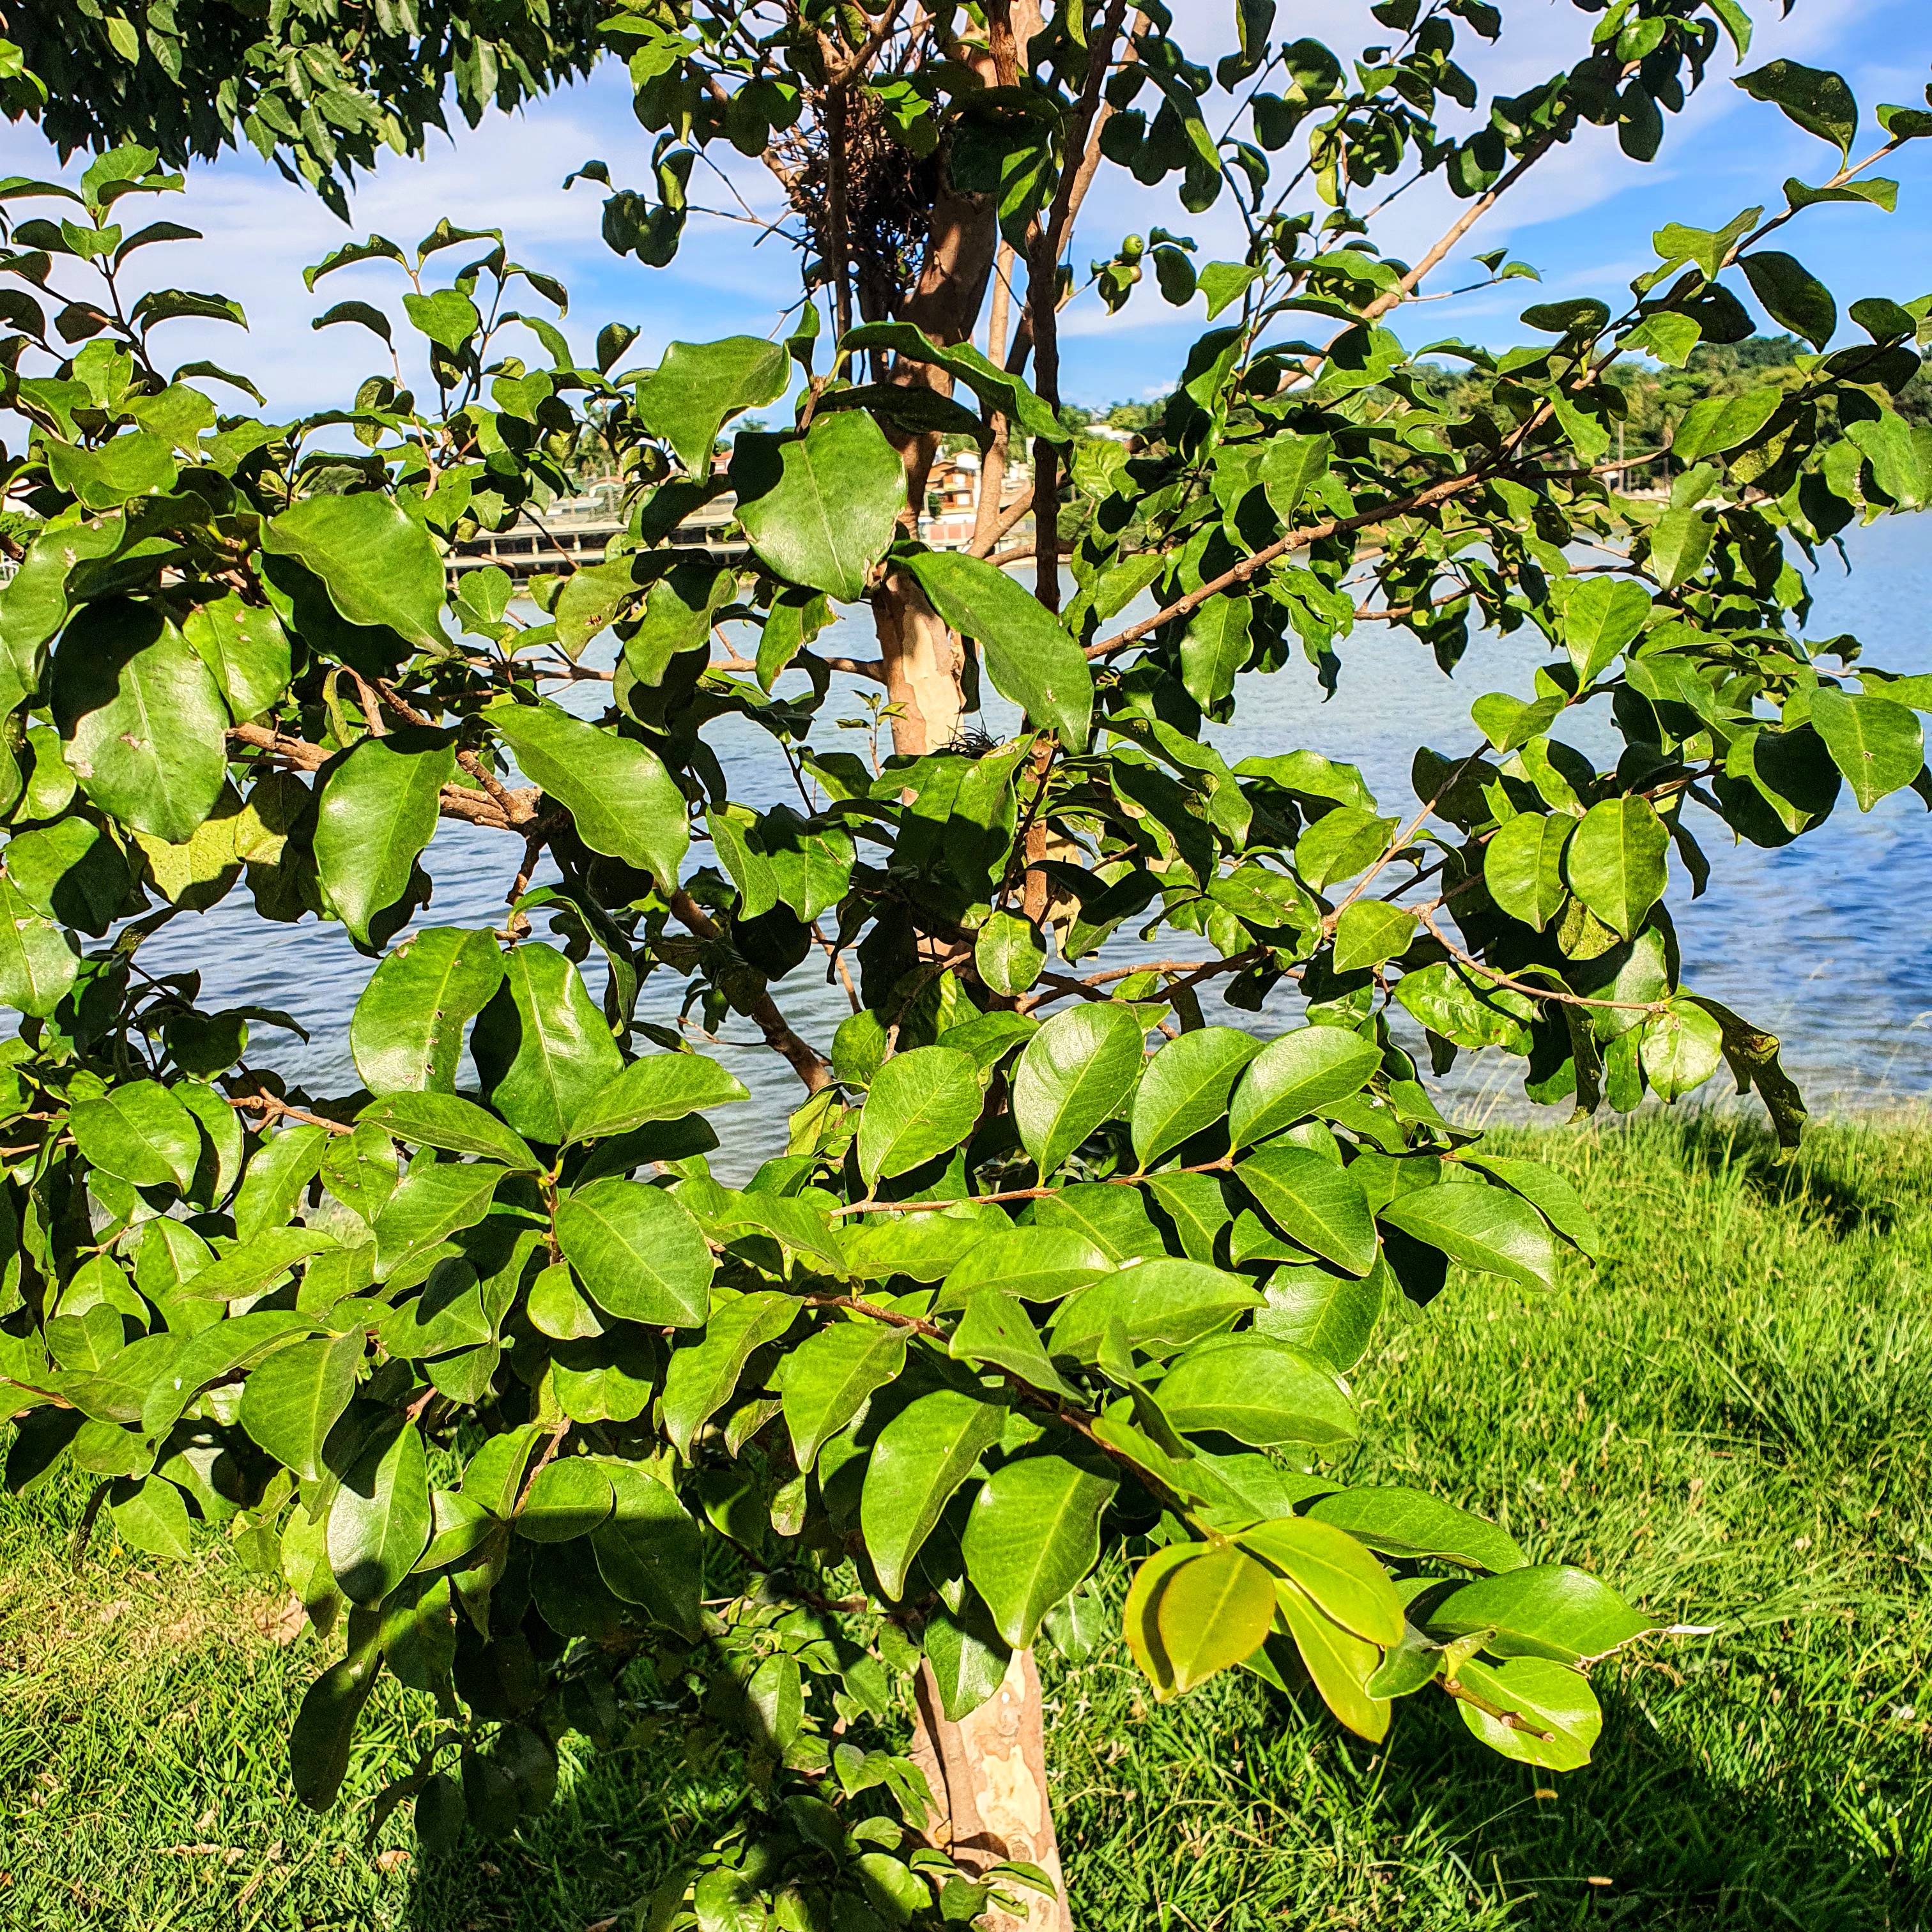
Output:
[
  {"xmin": 914, "ymin": 1651, "xmax": 1073, "ymax": 1932},
  {"xmin": 873, "ymin": 568, "xmax": 967, "ymax": 759}
]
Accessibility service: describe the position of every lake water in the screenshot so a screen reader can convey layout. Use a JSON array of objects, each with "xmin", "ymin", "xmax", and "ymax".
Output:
[{"xmin": 132, "ymin": 512, "xmax": 1932, "ymax": 1171}]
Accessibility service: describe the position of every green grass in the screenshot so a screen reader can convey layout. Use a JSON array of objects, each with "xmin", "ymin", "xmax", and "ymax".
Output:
[{"xmin": 6, "ymin": 1114, "xmax": 1931, "ymax": 1929}]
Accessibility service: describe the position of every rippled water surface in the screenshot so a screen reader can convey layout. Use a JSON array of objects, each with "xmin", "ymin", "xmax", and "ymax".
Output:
[{"xmin": 134, "ymin": 513, "xmax": 1932, "ymax": 1171}]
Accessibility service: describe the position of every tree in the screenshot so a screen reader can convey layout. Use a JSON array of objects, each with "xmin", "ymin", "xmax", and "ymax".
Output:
[{"xmin": 2, "ymin": 5, "xmax": 1931, "ymax": 1927}]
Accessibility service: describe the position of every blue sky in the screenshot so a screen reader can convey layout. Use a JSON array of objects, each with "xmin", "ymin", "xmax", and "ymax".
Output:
[{"xmin": 1, "ymin": 0, "xmax": 1928, "ymax": 419}]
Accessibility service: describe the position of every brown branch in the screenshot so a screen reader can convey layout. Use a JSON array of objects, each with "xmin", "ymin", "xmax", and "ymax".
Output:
[
  {"xmin": 668, "ymin": 887, "xmax": 831, "ymax": 1092},
  {"xmin": 226, "ymin": 723, "xmax": 534, "ymax": 832},
  {"xmin": 226, "ymin": 1084, "xmax": 354, "ymax": 1137},
  {"xmin": 1412, "ymin": 909, "xmax": 1667, "ymax": 1016}
]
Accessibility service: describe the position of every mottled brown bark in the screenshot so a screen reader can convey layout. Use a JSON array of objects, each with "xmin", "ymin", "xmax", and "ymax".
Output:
[{"xmin": 913, "ymin": 1652, "xmax": 1073, "ymax": 1932}]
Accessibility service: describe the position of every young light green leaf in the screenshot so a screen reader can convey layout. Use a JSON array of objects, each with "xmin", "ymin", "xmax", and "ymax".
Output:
[
  {"xmin": 1425, "ymin": 1562, "xmax": 1653, "ymax": 1665},
  {"xmin": 1155, "ymin": 1333, "xmax": 1358, "ymax": 1448},
  {"xmin": 735, "ymin": 411, "xmax": 905, "ymax": 604},
  {"xmin": 1153, "ymin": 1544, "xmax": 1276, "ymax": 1694},
  {"xmin": 1452, "ymin": 1655, "xmax": 1602, "ymax": 1771},
  {"xmin": 0, "ymin": 876, "xmax": 80, "ymax": 1018},
  {"xmin": 935, "ymin": 1228, "xmax": 1112, "ymax": 1310},
  {"xmin": 962, "ymin": 1452, "xmax": 1116, "ymax": 1649},
  {"xmin": 1565, "ymin": 796, "xmax": 1667, "ymax": 939},
  {"xmin": 974, "ymin": 908, "xmax": 1045, "ymax": 996},
  {"xmin": 1237, "ymin": 1516, "xmax": 1402, "ymax": 1644},
  {"xmin": 370, "ymin": 1162, "xmax": 503, "ymax": 1280},
  {"xmin": 1483, "ymin": 812, "xmax": 1573, "ymax": 931},
  {"xmin": 1331, "ymin": 901, "xmax": 1418, "ymax": 974},
  {"xmin": 1271, "ymin": 1577, "xmax": 1391, "ymax": 1742},
  {"xmin": 1306, "ymin": 1485, "xmax": 1528, "ymax": 1574}
]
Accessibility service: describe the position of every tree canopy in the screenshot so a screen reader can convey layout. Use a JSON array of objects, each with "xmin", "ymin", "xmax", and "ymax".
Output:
[{"xmin": 2, "ymin": 4, "xmax": 1931, "ymax": 1928}]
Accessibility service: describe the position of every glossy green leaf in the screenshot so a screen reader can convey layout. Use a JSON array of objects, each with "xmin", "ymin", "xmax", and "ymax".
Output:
[
  {"xmin": 564, "ymin": 1052, "xmax": 749, "ymax": 1146},
  {"xmin": 6, "ymin": 816, "xmax": 131, "ymax": 935},
  {"xmin": 923, "ymin": 1599, "xmax": 1013, "ymax": 1722},
  {"xmin": 109, "ymin": 1475, "xmax": 195, "ymax": 1560},
  {"xmin": 736, "ymin": 411, "xmax": 904, "ymax": 604},
  {"xmin": 1558, "ymin": 576, "xmax": 1652, "ymax": 686},
  {"xmin": 1013, "ymin": 1002, "xmax": 1146, "ymax": 1177},
  {"xmin": 857, "ymin": 1045, "xmax": 982, "ymax": 1187},
  {"xmin": 1736, "ymin": 58, "xmax": 1857, "ymax": 158},
  {"xmin": 0, "ymin": 875, "xmax": 80, "ymax": 1017},
  {"xmin": 289, "ymin": 1632, "xmax": 382, "ymax": 1809},
  {"xmin": 949, "ymin": 1287, "xmax": 1074, "ymax": 1397},
  {"xmin": 183, "ymin": 591, "xmax": 292, "ymax": 721},
  {"xmin": 1331, "ymin": 900, "xmax": 1417, "ymax": 974},
  {"xmin": 71, "ymin": 1078, "xmax": 200, "ymax": 1192},
  {"xmin": 634, "ymin": 335, "xmax": 789, "ymax": 472},
  {"xmin": 778, "ymin": 1320, "xmax": 907, "ymax": 1471},
  {"xmin": 1237, "ymin": 1516, "xmax": 1402, "ymax": 1643},
  {"xmin": 359, "ymin": 1092, "xmax": 538, "ymax": 1170},
  {"xmin": 1452, "ymin": 1655, "xmax": 1602, "ymax": 1771},
  {"xmin": 515, "ymin": 1456, "xmax": 615, "ymax": 1542},
  {"xmin": 1256, "ymin": 1262, "xmax": 1381, "ymax": 1371},
  {"xmin": 962, "ymin": 1453, "xmax": 1116, "ymax": 1648},
  {"xmin": 1156, "ymin": 1333, "xmax": 1358, "ymax": 1448},
  {"xmin": 1639, "ymin": 997, "xmax": 1727, "ymax": 1102},
  {"xmin": 1457, "ymin": 1154, "xmax": 1600, "ymax": 1258},
  {"xmin": 314, "ymin": 729, "xmax": 454, "ymax": 948},
  {"xmin": 555, "ymin": 1177, "xmax": 713, "ymax": 1327},
  {"xmin": 1227, "ymin": 1027, "xmax": 1380, "ymax": 1148},
  {"xmin": 1049, "ymin": 1257, "xmax": 1264, "ymax": 1362},
  {"xmin": 370, "ymin": 1162, "xmax": 502, "ymax": 1281},
  {"xmin": 473, "ymin": 944, "xmax": 624, "ymax": 1144},
  {"xmin": 1236, "ymin": 1146, "xmax": 1377, "ymax": 1276},
  {"xmin": 660, "ymin": 1289, "xmax": 797, "ymax": 1455},
  {"xmin": 1378, "ymin": 1181, "xmax": 1559, "ymax": 1291},
  {"xmin": 233, "ymin": 1121, "xmax": 330, "ymax": 1241},
  {"xmin": 328, "ymin": 1421, "xmax": 433, "ymax": 1605},
  {"xmin": 239, "ymin": 1329, "xmax": 365, "ymax": 1482},
  {"xmin": 903, "ymin": 549, "xmax": 1094, "ymax": 751},
  {"xmin": 1271, "ymin": 1577, "xmax": 1390, "ymax": 1742},
  {"xmin": 974, "ymin": 908, "xmax": 1045, "ymax": 996},
  {"xmin": 935, "ymin": 1228, "xmax": 1112, "ymax": 1311},
  {"xmin": 1131, "ymin": 1026, "xmax": 1264, "ymax": 1170},
  {"xmin": 52, "ymin": 598, "xmax": 227, "ymax": 843},
  {"xmin": 1307, "ymin": 1486, "xmax": 1527, "ymax": 1573},
  {"xmin": 264, "ymin": 492, "xmax": 448, "ymax": 654},
  {"xmin": 143, "ymin": 1308, "xmax": 317, "ymax": 1435},
  {"xmin": 1483, "ymin": 811, "xmax": 1574, "ymax": 931},
  {"xmin": 1565, "ymin": 797, "xmax": 1667, "ymax": 939},
  {"xmin": 1810, "ymin": 688, "xmax": 1922, "ymax": 811},
  {"xmin": 590, "ymin": 1460, "xmax": 703, "ymax": 1639},
  {"xmin": 861, "ymin": 1388, "xmax": 1006, "ymax": 1600},
  {"xmin": 349, "ymin": 927, "xmax": 505, "ymax": 1096},
  {"xmin": 489, "ymin": 698, "xmax": 689, "ymax": 885},
  {"xmin": 1739, "ymin": 249, "xmax": 1836, "ymax": 350}
]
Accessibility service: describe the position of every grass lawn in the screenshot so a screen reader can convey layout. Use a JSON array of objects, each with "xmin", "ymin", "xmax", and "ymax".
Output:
[{"xmin": 5, "ymin": 1114, "xmax": 1930, "ymax": 1930}]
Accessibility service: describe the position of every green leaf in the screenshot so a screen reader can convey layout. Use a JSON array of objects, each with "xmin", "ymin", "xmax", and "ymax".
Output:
[
  {"xmin": 183, "ymin": 592, "xmax": 292, "ymax": 721},
  {"xmin": 841, "ymin": 321, "xmax": 1070, "ymax": 447},
  {"xmin": 142, "ymin": 1308, "xmax": 318, "ymax": 1436},
  {"xmin": 1483, "ymin": 811, "xmax": 1573, "ymax": 932},
  {"xmin": 1307, "ymin": 1485, "xmax": 1527, "ymax": 1573},
  {"xmin": 234, "ymin": 1123, "xmax": 330, "ymax": 1242},
  {"xmin": 1457, "ymin": 1154, "xmax": 1600, "ymax": 1257},
  {"xmin": 903, "ymin": 549, "xmax": 1094, "ymax": 751},
  {"xmin": 1426, "ymin": 1562, "xmax": 1652, "ymax": 1665},
  {"xmin": 358, "ymin": 1092, "xmax": 539, "ymax": 1171},
  {"xmin": 1269, "ymin": 1576, "xmax": 1390, "ymax": 1741},
  {"xmin": 0, "ymin": 876, "xmax": 80, "ymax": 1017},
  {"xmin": 43, "ymin": 432, "xmax": 179, "ymax": 510},
  {"xmin": 1331, "ymin": 901, "xmax": 1417, "ymax": 974},
  {"xmin": 350, "ymin": 927, "xmax": 505, "ymax": 1094},
  {"xmin": 1558, "ymin": 576, "xmax": 1651, "ymax": 685},
  {"xmin": 473, "ymin": 944, "xmax": 624, "ymax": 1144},
  {"xmin": 861, "ymin": 1388, "xmax": 1006, "ymax": 1600},
  {"xmin": 937, "ymin": 1227, "xmax": 1113, "ymax": 1311},
  {"xmin": 590, "ymin": 1461, "xmax": 703, "ymax": 1639},
  {"xmin": 1809, "ymin": 688, "xmax": 1922, "ymax": 811},
  {"xmin": 402, "ymin": 286, "xmax": 480, "ymax": 351},
  {"xmin": 923, "ymin": 1599, "xmax": 1013, "ymax": 1721},
  {"xmin": 239, "ymin": 1330, "xmax": 365, "ymax": 1482},
  {"xmin": 949, "ymin": 1287, "xmax": 1075, "ymax": 1397},
  {"xmin": 1647, "ymin": 505, "xmax": 1714, "ymax": 590},
  {"xmin": 1154, "ymin": 1545, "xmax": 1277, "ymax": 1694},
  {"xmin": 1131, "ymin": 1027, "xmax": 1262, "ymax": 1171},
  {"xmin": 778, "ymin": 1320, "xmax": 908, "ymax": 1471},
  {"xmin": 71, "ymin": 1079, "xmax": 200, "ymax": 1192},
  {"xmin": 264, "ymin": 493, "xmax": 448, "ymax": 655},
  {"xmin": 1236, "ymin": 1146, "xmax": 1377, "ymax": 1276},
  {"xmin": 109, "ymin": 1475, "xmax": 195, "ymax": 1560},
  {"xmin": 1227, "ymin": 1026, "xmax": 1380, "ymax": 1147},
  {"xmin": 328, "ymin": 1421, "xmax": 432, "ymax": 1605},
  {"xmin": 634, "ymin": 336, "xmax": 790, "ymax": 472},
  {"xmin": 1739, "ymin": 250, "xmax": 1837, "ymax": 350},
  {"xmin": 1639, "ymin": 997, "xmax": 1726, "ymax": 1101},
  {"xmin": 1565, "ymin": 797, "xmax": 1667, "ymax": 939},
  {"xmin": 171, "ymin": 1225, "xmax": 341, "ymax": 1303},
  {"xmin": 564, "ymin": 1052, "xmax": 748, "ymax": 1146},
  {"xmin": 1179, "ymin": 594, "xmax": 1250, "ymax": 707},
  {"xmin": 289, "ymin": 1635, "xmax": 382, "ymax": 1810},
  {"xmin": 314, "ymin": 729, "xmax": 454, "ymax": 948},
  {"xmin": 1378, "ymin": 1181, "xmax": 1559, "ymax": 1291},
  {"xmin": 1238, "ymin": 1516, "xmax": 1403, "ymax": 1644},
  {"xmin": 974, "ymin": 908, "xmax": 1045, "ymax": 996},
  {"xmin": 962, "ymin": 1453, "xmax": 1116, "ymax": 1648},
  {"xmin": 516, "ymin": 1457, "xmax": 615, "ymax": 1542},
  {"xmin": 857, "ymin": 1045, "xmax": 983, "ymax": 1187},
  {"xmin": 1255, "ymin": 1262, "xmax": 1380, "ymax": 1370},
  {"xmin": 1156, "ymin": 1333, "xmax": 1358, "ymax": 1448},
  {"xmin": 371, "ymin": 1162, "xmax": 503, "ymax": 1282},
  {"xmin": 1736, "ymin": 59, "xmax": 1857, "ymax": 158},
  {"xmin": 555, "ymin": 1178, "xmax": 713, "ymax": 1328},
  {"xmin": 489, "ymin": 698, "xmax": 689, "ymax": 885},
  {"xmin": 1013, "ymin": 1002, "xmax": 1146, "ymax": 1177},
  {"xmin": 7, "ymin": 818, "xmax": 131, "ymax": 935},
  {"xmin": 1049, "ymin": 1258, "xmax": 1264, "ymax": 1362},
  {"xmin": 51, "ymin": 598, "xmax": 227, "ymax": 843},
  {"xmin": 735, "ymin": 412, "xmax": 905, "ymax": 604},
  {"xmin": 660, "ymin": 1290, "xmax": 797, "ymax": 1455},
  {"xmin": 1452, "ymin": 1655, "xmax": 1602, "ymax": 1771}
]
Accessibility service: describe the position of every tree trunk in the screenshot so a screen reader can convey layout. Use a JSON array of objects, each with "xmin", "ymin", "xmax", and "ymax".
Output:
[
  {"xmin": 873, "ymin": 569, "xmax": 968, "ymax": 760},
  {"xmin": 910, "ymin": 1650, "xmax": 1073, "ymax": 1932}
]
